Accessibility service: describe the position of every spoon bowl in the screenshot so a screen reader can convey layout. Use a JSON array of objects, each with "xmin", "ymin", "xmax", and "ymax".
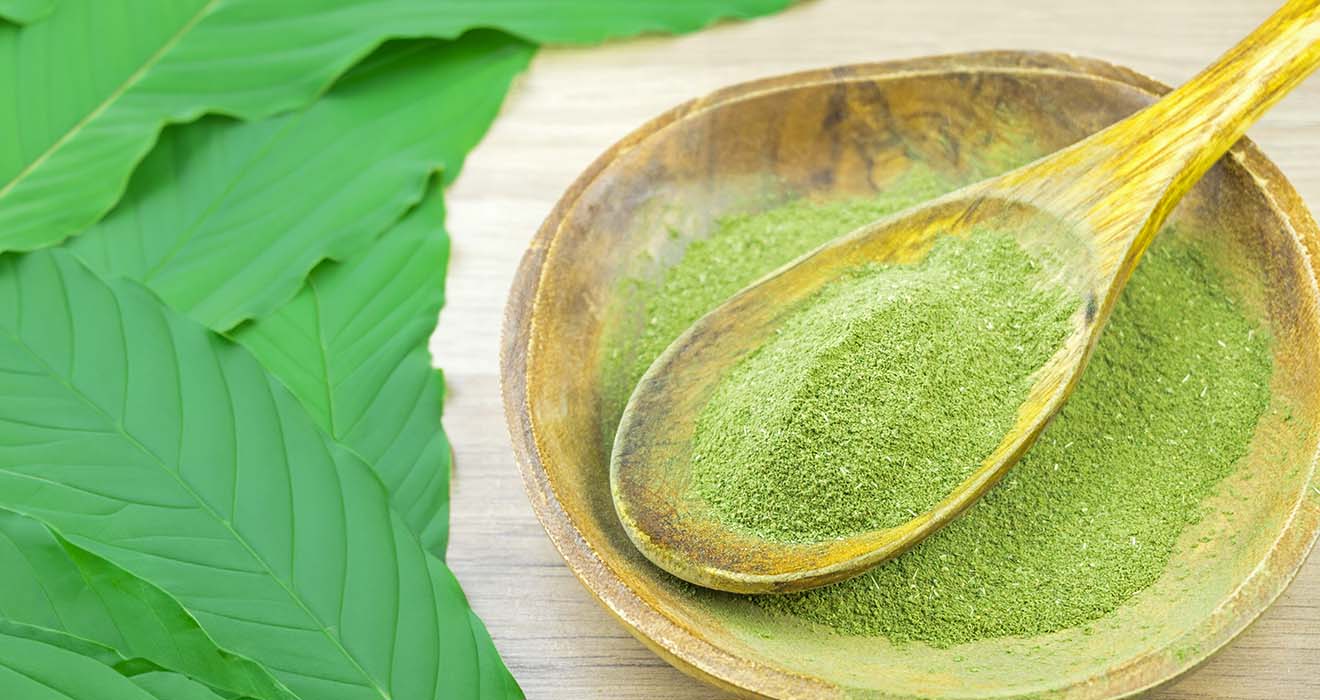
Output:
[{"xmin": 612, "ymin": 193, "xmax": 1098, "ymax": 592}]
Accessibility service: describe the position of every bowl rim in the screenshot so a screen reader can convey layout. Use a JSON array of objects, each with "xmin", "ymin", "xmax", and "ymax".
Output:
[{"xmin": 500, "ymin": 50, "xmax": 1320, "ymax": 699}]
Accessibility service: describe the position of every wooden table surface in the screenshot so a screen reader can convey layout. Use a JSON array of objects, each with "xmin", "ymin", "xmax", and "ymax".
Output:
[{"xmin": 435, "ymin": 1, "xmax": 1320, "ymax": 697}]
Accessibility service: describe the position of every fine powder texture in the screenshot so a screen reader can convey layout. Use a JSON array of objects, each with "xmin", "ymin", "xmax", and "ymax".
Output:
[
  {"xmin": 601, "ymin": 173, "xmax": 1273, "ymax": 647},
  {"xmin": 759, "ymin": 240, "xmax": 1272, "ymax": 645},
  {"xmin": 689, "ymin": 233, "xmax": 1077, "ymax": 541}
]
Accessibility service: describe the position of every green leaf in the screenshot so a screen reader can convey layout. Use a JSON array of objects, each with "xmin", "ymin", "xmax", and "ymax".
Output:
[
  {"xmin": 232, "ymin": 184, "xmax": 453, "ymax": 553},
  {"xmin": 68, "ymin": 32, "xmax": 533, "ymax": 330},
  {"xmin": 0, "ymin": 0, "xmax": 52, "ymax": 24},
  {"xmin": 0, "ymin": 632, "xmax": 159, "ymax": 699},
  {"xmin": 0, "ymin": 508, "xmax": 293, "ymax": 700},
  {"xmin": 132, "ymin": 672, "xmax": 236, "ymax": 700},
  {"xmin": 0, "ymin": 0, "xmax": 788, "ymax": 253},
  {"xmin": 69, "ymin": 32, "xmax": 529, "ymax": 553},
  {"xmin": 0, "ymin": 250, "xmax": 519, "ymax": 700},
  {"xmin": 460, "ymin": 0, "xmax": 795, "ymax": 44}
]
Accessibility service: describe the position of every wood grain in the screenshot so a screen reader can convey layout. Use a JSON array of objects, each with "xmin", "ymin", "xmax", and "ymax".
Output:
[{"xmin": 436, "ymin": 0, "xmax": 1320, "ymax": 697}]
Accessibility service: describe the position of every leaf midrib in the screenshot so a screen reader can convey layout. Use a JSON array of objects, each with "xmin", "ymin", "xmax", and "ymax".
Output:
[
  {"xmin": 0, "ymin": 317, "xmax": 390, "ymax": 700},
  {"xmin": 0, "ymin": 0, "xmax": 221, "ymax": 201}
]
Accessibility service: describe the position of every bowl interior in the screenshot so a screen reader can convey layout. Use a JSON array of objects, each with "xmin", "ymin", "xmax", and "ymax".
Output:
[{"xmin": 514, "ymin": 53, "xmax": 1320, "ymax": 699}]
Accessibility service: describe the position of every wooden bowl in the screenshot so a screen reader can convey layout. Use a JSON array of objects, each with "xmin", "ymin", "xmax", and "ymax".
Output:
[{"xmin": 502, "ymin": 52, "xmax": 1320, "ymax": 699}]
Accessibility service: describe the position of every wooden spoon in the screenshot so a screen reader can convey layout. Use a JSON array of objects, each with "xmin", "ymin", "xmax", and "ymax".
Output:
[{"xmin": 610, "ymin": 0, "xmax": 1320, "ymax": 594}]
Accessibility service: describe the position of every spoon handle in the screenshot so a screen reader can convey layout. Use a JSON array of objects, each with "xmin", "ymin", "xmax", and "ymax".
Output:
[{"xmin": 1007, "ymin": 0, "xmax": 1320, "ymax": 286}]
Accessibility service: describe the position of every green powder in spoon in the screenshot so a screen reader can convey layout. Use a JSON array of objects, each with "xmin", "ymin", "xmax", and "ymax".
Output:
[
  {"xmin": 599, "ymin": 166, "xmax": 1273, "ymax": 646},
  {"xmin": 689, "ymin": 232, "xmax": 1077, "ymax": 541}
]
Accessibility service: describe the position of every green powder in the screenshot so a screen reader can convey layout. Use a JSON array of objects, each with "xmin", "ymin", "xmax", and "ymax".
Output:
[
  {"xmin": 758, "ymin": 240, "xmax": 1272, "ymax": 646},
  {"xmin": 600, "ymin": 171, "xmax": 1274, "ymax": 647},
  {"xmin": 689, "ymin": 232, "xmax": 1077, "ymax": 541}
]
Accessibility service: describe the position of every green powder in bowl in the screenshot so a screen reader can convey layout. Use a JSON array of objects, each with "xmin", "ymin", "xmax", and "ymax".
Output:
[{"xmin": 600, "ymin": 166, "xmax": 1273, "ymax": 647}]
